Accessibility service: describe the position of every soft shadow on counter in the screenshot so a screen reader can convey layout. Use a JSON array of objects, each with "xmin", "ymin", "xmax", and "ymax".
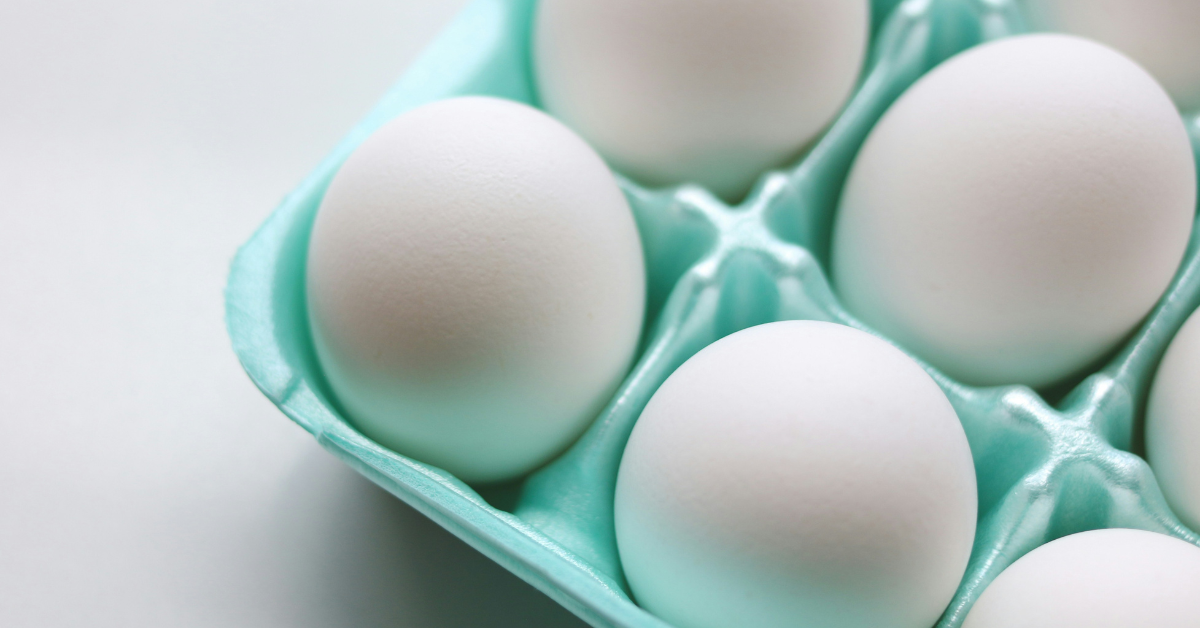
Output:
[{"xmin": 270, "ymin": 445, "xmax": 590, "ymax": 628}]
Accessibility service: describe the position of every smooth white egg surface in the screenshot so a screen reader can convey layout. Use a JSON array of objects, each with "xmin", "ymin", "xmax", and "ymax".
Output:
[
  {"xmin": 1023, "ymin": 0, "xmax": 1200, "ymax": 112},
  {"xmin": 832, "ymin": 34, "xmax": 1196, "ymax": 389},
  {"xmin": 535, "ymin": 0, "xmax": 869, "ymax": 202},
  {"xmin": 1147, "ymin": 308, "xmax": 1200, "ymax": 531},
  {"xmin": 963, "ymin": 529, "xmax": 1200, "ymax": 628},
  {"xmin": 615, "ymin": 321, "xmax": 977, "ymax": 628},
  {"xmin": 306, "ymin": 96, "xmax": 646, "ymax": 484}
]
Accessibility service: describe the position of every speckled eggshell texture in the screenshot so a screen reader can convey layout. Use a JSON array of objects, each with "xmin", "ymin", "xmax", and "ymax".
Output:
[
  {"xmin": 963, "ymin": 529, "xmax": 1200, "ymax": 628},
  {"xmin": 1147, "ymin": 308, "xmax": 1200, "ymax": 531},
  {"xmin": 832, "ymin": 34, "xmax": 1197, "ymax": 389},
  {"xmin": 614, "ymin": 321, "xmax": 977, "ymax": 628},
  {"xmin": 306, "ymin": 96, "xmax": 646, "ymax": 484},
  {"xmin": 1023, "ymin": 0, "xmax": 1200, "ymax": 112},
  {"xmin": 534, "ymin": 0, "xmax": 869, "ymax": 202}
]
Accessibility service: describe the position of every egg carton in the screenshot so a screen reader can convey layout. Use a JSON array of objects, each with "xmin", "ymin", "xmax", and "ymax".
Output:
[{"xmin": 224, "ymin": 0, "xmax": 1200, "ymax": 626}]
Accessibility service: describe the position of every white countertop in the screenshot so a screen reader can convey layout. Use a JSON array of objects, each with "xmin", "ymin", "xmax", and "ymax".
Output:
[{"xmin": 0, "ymin": 1, "xmax": 587, "ymax": 625}]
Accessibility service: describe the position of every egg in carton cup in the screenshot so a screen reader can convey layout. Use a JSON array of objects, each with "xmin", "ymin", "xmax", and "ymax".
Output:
[{"xmin": 224, "ymin": 0, "xmax": 1200, "ymax": 626}]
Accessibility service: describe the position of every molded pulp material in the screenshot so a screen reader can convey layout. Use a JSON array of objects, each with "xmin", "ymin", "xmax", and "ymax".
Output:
[{"xmin": 225, "ymin": 0, "xmax": 1200, "ymax": 626}]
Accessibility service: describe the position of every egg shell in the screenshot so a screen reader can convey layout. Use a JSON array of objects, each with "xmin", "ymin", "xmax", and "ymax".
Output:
[
  {"xmin": 832, "ymin": 34, "xmax": 1197, "ymax": 389},
  {"xmin": 226, "ymin": 1, "xmax": 1200, "ymax": 627},
  {"xmin": 1147, "ymin": 307, "xmax": 1200, "ymax": 531},
  {"xmin": 534, "ymin": 0, "xmax": 869, "ymax": 202},
  {"xmin": 1023, "ymin": 0, "xmax": 1200, "ymax": 113},
  {"xmin": 616, "ymin": 321, "xmax": 977, "ymax": 628},
  {"xmin": 963, "ymin": 529, "xmax": 1200, "ymax": 627},
  {"xmin": 306, "ymin": 96, "xmax": 646, "ymax": 484}
]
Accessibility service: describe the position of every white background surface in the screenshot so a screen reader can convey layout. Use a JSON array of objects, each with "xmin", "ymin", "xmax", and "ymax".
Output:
[{"xmin": 0, "ymin": 1, "xmax": 588, "ymax": 626}]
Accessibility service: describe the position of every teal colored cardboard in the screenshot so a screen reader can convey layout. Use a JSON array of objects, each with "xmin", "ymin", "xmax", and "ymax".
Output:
[{"xmin": 225, "ymin": 0, "xmax": 1200, "ymax": 626}]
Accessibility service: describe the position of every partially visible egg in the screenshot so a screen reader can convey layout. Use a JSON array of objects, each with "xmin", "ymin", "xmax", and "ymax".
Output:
[
  {"xmin": 1023, "ymin": 0, "xmax": 1200, "ymax": 112},
  {"xmin": 963, "ymin": 529, "xmax": 1200, "ymax": 628},
  {"xmin": 832, "ymin": 34, "xmax": 1196, "ymax": 389},
  {"xmin": 615, "ymin": 321, "xmax": 977, "ymax": 628},
  {"xmin": 534, "ymin": 0, "xmax": 869, "ymax": 202},
  {"xmin": 306, "ymin": 96, "xmax": 646, "ymax": 484},
  {"xmin": 1147, "ymin": 308, "xmax": 1200, "ymax": 531}
]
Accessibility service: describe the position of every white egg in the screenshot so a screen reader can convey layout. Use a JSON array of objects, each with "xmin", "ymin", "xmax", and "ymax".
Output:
[
  {"xmin": 1023, "ymin": 0, "xmax": 1200, "ymax": 112},
  {"xmin": 615, "ymin": 321, "xmax": 977, "ymax": 628},
  {"xmin": 535, "ymin": 0, "xmax": 869, "ymax": 202},
  {"xmin": 1147, "ymin": 308, "xmax": 1200, "ymax": 532},
  {"xmin": 963, "ymin": 529, "xmax": 1200, "ymax": 628},
  {"xmin": 832, "ymin": 35, "xmax": 1196, "ymax": 389},
  {"xmin": 306, "ymin": 96, "xmax": 646, "ymax": 484}
]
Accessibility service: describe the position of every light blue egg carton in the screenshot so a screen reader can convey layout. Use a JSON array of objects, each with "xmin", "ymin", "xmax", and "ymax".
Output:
[{"xmin": 224, "ymin": 0, "xmax": 1200, "ymax": 626}]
